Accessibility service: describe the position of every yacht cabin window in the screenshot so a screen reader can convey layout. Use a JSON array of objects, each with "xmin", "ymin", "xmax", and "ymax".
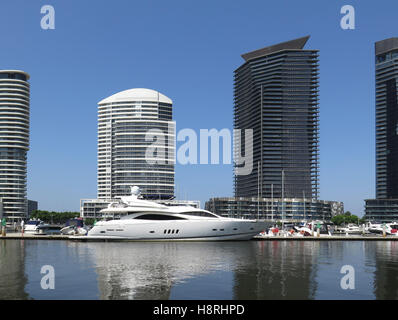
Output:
[{"xmin": 134, "ymin": 214, "xmax": 186, "ymax": 220}]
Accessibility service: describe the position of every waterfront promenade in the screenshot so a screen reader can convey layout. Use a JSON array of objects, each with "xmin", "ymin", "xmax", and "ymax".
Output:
[
  {"xmin": 1, "ymin": 232, "xmax": 398, "ymax": 241},
  {"xmin": 1, "ymin": 232, "xmax": 69, "ymax": 240}
]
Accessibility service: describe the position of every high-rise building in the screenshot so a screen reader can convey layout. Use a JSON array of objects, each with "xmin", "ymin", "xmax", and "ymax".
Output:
[
  {"xmin": 0, "ymin": 70, "xmax": 30, "ymax": 219},
  {"xmin": 97, "ymin": 88, "xmax": 175, "ymax": 200},
  {"xmin": 27, "ymin": 199, "xmax": 38, "ymax": 217},
  {"xmin": 81, "ymin": 87, "xmax": 200, "ymax": 219},
  {"xmin": 234, "ymin": 36, "xmax": 319, "ymax": 200},
  {"xmin": 365, "ymin": 38, "xmax": 398, "ymax": 221},
  {"xmin": 374, "ymin": 38, "xmax": 398, "ymax": 199}
]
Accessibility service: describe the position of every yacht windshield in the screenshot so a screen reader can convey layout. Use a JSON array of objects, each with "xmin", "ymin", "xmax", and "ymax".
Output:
[
  {"xmin": 26, "ymin": 221, "xmax": 40, "ymax": 225},
  {"xmin": 180, "ymin": 211, "xmax": 219, "ymax": 218}
]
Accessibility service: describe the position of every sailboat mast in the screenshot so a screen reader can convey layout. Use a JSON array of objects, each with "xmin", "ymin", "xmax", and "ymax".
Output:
[
  {"xmin": 271, "ymin": 184, "xmax": 274, "ymax": 221},
  {"xmin": 282, "ymin": 170, "xmax": 285, "ymax": 228},
  {"xmin": 303, "ymin": 190, "xmax": 306, "ymax": 221},
  {"xmin": 257, "ymin": 161, "xmax": 260, "ymax": 220}
]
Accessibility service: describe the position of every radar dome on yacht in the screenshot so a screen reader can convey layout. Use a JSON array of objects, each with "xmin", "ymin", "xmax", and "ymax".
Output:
[{"xmin": 130, "ymin": 186, "xmax": 141, "ymax": 196}]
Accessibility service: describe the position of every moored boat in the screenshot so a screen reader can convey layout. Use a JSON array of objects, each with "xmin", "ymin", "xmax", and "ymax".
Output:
[
  {"xmin": 79, "ymin": 187, "xmax": 267, "ymax": 241},
  {"xmin": 24, "ymin": 219, "xmax": 50, "ymax": 234}
]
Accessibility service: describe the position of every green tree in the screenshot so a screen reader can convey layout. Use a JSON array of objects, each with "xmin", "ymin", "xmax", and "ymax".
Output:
[
  {"xmin": 348, "ymin": 215, "xmax": 360, "ymax": 224},
  {"xmin": 331, "ymin": 215, "xmax": 345, "ymax": 226},
  {"xmin": 30, "ymin": 210, "xmax": 80, "ymax": 224},
  {"xmin": 84, "ymin": 218, "xmax": 96, "ymax": 226},
  {"xmin": 359, "ymin": 217, "xmax": 366, "ymax": 224},
  {"xmin": 331, "ymin": 213, "xmax": 360, "ymax": 226}
]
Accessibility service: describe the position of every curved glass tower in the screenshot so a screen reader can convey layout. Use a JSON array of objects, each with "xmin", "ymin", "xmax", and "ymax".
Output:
[
  {"xmin": 97, "ymin": 88, "xmax": 175, "ymax": 200},
  {"xmin": 0, "ymin": 70, "xmax": 30, "ymax": 218}
]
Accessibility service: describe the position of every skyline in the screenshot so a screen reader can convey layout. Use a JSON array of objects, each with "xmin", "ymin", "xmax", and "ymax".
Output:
[{"xmin": 2, "ymin": 0, "xmax": 397, "ymax": 215}]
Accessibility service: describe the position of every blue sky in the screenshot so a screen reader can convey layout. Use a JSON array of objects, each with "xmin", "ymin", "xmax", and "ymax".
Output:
[{"xmin": 0, "ymin": 0, "xmax": 396, "ymax": 215}]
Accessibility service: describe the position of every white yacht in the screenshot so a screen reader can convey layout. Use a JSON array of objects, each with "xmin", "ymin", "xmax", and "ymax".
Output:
[
  {"xmin": 335, "ymin": 224, "xmax": 363, "ymax": 235},
  {"xmin": 84, "ymin": 187, "xmax": 267, "ymax": 241},
  {"xmin": 24, "ymin": 219, "xmax": 49, "ymax": 234},
  {"xmin": 367, "ymin": 222, "xmax": 398, "ymax": 236}
]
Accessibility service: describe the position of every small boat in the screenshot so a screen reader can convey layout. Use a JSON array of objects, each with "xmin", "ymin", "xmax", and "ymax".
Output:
[
  {"xmin": 388, "ymin": 223, "xmax": 398, "ymax": 235},
  {"xmin": 367, "ymin": 222, "xmax": 383, "ymax": 234},
  {"xmin": 35, "ymin": 225, "xmax": 62, "ymax": 235},
  {"xmin": 366, "ymin": 221, "xmax": 398, "ymax": 235},
  {"xmin": 293, "ymin": 221, "xmax": 333, "ymax": 237},
  {"xmin": 294, "ymin": 227, "xmax": 313, "ymax": 237},
  {"xmin": 24, "ymin": 219, "xmax": 50, "ymax": 234},
  {"xmin": 335, "ymin": 224, "xmax": 363, "ymax": 235},
  {"xmin": 60, "ymin": 218, "xmax": 88, "ymax": 235}
]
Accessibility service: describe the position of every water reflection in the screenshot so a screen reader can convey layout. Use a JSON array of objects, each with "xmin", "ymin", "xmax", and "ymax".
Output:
[
  {"xmin": 89, "ymin": 241, "xmax": 252, "ymax": 299},
  {"xmin": 368, "ymin": 241, "xmax": 398, "ymax": 299},
  {"xmin": 233, "ymin": 241, "xmax": 319, "ymax": 299},
  {"xmin": 2, "ymin": 240, "xmax": 398, "ymax": 299},
  {"xmin": 88, "ymin": 241, "xmax": 321, "ymax": 300},
  {"xmin": 0, "ymin": 240, "xmax": 28, "ymax": 299}
]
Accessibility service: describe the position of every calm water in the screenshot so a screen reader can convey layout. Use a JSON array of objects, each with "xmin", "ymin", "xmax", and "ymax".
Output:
[{"xmin": 1, "ymin": 239, "xmax": 398, "ymax": 300}]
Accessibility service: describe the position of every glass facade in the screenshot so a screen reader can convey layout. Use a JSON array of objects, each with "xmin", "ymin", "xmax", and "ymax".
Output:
[
  {"xmin": 364, "ymin": 38, "xmax": 398, "ymax": 222},
  {"xmin": 234, "ymin": 37, "xmax": 319, "ymax": 200},
  {"xmin": 365, "ymin": 199, "xmax": 398, "ymax": 222},
  {"xmin": 375, "ymin": 38, "xmax": 398, "ymax": 199},
  {"xmin": 97, "ymin": 89, "xmax": 175, "ymax": 200},
  {"xmin": 0, "ymin": 70, "xmax": 30, "ymax": 218}
]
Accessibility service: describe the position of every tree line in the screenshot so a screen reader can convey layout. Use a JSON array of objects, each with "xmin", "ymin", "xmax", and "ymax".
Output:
[
  {"xmin": 30, "ymin": 210, "xmax": 97, "ymax": 225},
  {"xmin": 30, "ymin": 210, "xmax": 80, "ymax": 224},
  {"xmin": 331, "ymin": 211, "xmax": 366, "ymax": 226}
]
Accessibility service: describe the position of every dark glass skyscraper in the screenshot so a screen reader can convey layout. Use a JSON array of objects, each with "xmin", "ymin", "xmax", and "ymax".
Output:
[
  {"xmin": 234, "ymin": 36, "xmax": 319, "ymax": 200},
  {"xmin": 375, "ymin": 38, "xmax": 398, "ymax": 199},
  {"xmin": 365, "ymin": 38, "xmax": 398, "ymax": 222}
]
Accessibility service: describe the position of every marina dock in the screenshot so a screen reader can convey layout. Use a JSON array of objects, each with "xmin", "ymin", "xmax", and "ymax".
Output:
[
  {"xmin": 252, "ymin": 235, "xmax": 398, "ymax": 241},
  {"xmin": 1, "ymin": 232, "xmax": 398, "ymax": 241},
  {"xmin": 0, "ymin": 232, "xmax": 69, "ymax": 240}
]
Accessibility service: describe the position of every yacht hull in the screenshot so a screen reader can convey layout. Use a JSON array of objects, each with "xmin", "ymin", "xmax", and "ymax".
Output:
[{"xmin": 85, "ymin": 219, "xmax": 266, "ymax": 241}]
